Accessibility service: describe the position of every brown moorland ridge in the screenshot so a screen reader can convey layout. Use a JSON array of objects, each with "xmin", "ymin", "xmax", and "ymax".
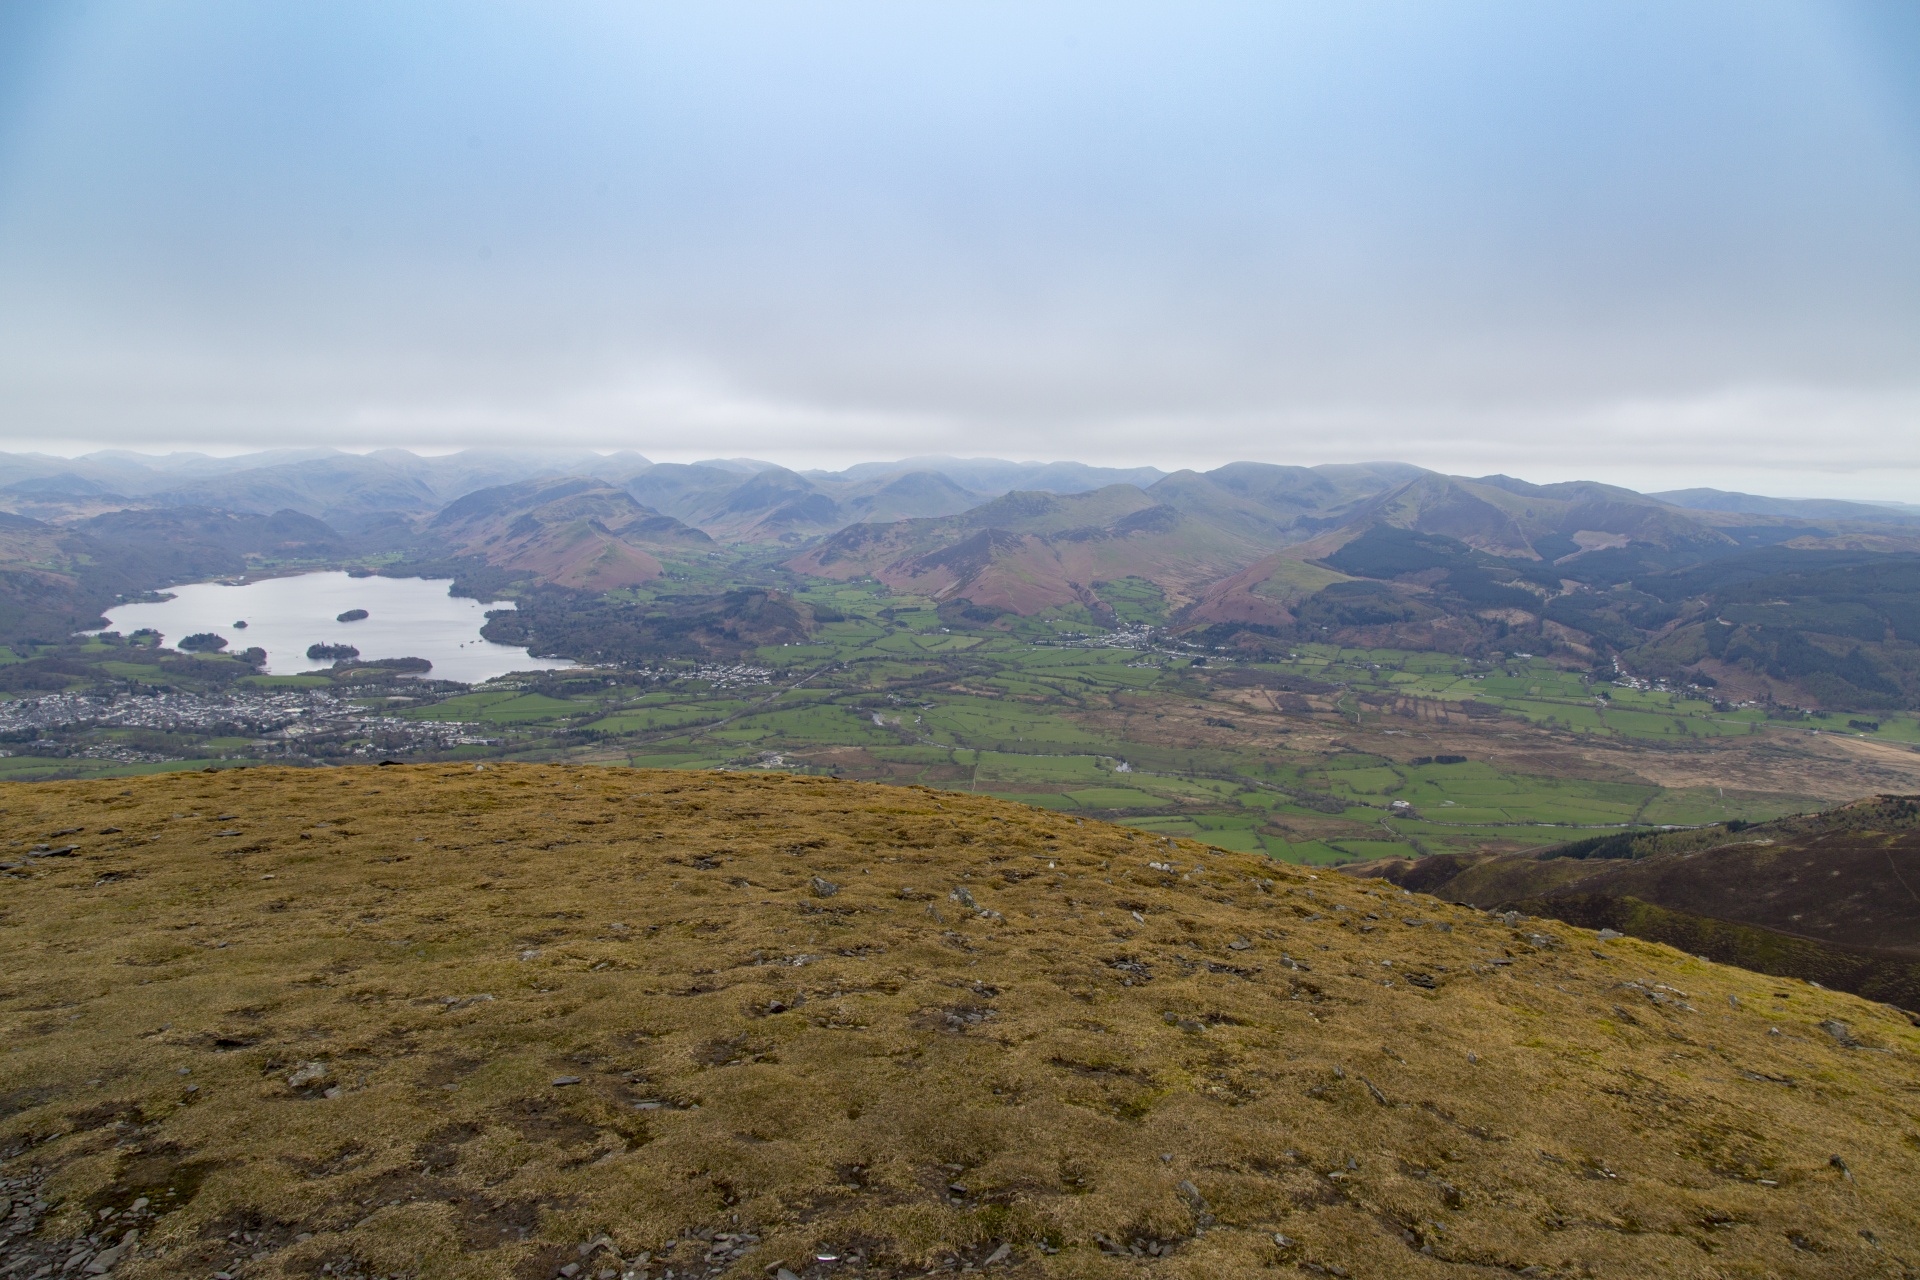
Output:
[
  {"xmin": 788, "ymin": 488, "xmax": 1269, "ymax": 615},
  {"xmin": 0, "ymin": 766, "xmax": 1916, "ymax": 1280},
  {"xmin": 427, "ymin": 479, "xmax": 715, "ymax": 592},
  {"xmin": 1348, "ymin": 796, "xmax": 1920, "ymax": 1013}
]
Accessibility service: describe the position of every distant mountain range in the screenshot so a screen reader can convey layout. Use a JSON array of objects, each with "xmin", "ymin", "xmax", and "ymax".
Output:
[
  {"xmin": 1652, "ymin": 489, "xmax": 1920, "ymax": 523},
  {"xmin": 0, "ymin": 449, "xmax": 1166, "ymax": 532},
  {"xmin": 3, "ymin": 445, "xmax": 1914, "ymax": 537},
  {"xmin": 3, "ymin": 448, "xmax": 1918, "ymax": 708}
]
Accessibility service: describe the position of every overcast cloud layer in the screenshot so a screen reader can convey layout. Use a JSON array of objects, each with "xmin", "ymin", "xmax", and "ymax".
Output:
[{"xmin": 0, "ymin": 1, "xmax": 1917, "ymax": 498}]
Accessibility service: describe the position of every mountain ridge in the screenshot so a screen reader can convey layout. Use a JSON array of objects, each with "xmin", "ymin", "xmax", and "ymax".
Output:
[{"xmin": 6, "ymin": 449, "xmax": 1920, "ymax": 708}]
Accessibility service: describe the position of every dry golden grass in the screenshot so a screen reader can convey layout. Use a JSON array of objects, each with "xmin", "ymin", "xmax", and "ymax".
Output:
[{"xmin": 1, "ymin": 763, "xmax": 1918, "ymax": 1279}]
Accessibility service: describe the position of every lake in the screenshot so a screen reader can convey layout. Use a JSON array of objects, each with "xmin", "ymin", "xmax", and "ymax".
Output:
[{"xmin": 98, "ymin": 572, "xmax": 575, "ymax": 683}]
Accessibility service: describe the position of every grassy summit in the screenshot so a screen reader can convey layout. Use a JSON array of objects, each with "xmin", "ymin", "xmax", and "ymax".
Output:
[{"xmin": 1, "ymin": 766, "xmax": 1916, "ymax": 1279}]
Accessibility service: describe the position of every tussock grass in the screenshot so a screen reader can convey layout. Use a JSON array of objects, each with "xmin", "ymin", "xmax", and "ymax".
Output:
[{"xmin": 0, "ymin": 763, "xmax": 1916, "ymax": 1279}]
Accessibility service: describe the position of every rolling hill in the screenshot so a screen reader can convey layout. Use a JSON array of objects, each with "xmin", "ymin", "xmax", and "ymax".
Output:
[
  {"xmin": 1656, "ymin": 489, "xmax": 1920, "ymax": 525},
  {"xmin": 0, "ymin": 508, "xmax": 352, "ymax": 646},
  {"xmin": 794, "ymin": 469, "xmax": 1762, "ymax": 631},
  {"xmin": 427, "ymin": 479, "xmax": 714, "ymax": 591},
  {"xmin": 0, "ymin": 515, "xmax": 133, "ymax": 644},
  {"xmin": 1352, "ymin": 795, "xmax": 1920, "ymax": 1011},
  {"xmin": 0, "ymin": 765, "xmax": 1916, "ymax": 1279},
  {"xmin": 76, "ymin": 508, "xmax": 351, "ymax": 582},
  {"xmin": 624, "ymin": 465, "xmax": 988, "ymax": 544},
  {"xmin": 0, "ymin": 449, "xmax": 658, "ymax": 529},
  {"xmin": 780, "ymin": 467, "xmax": 1920, "ymax": 711},
  {"xmin": 9, "ymin": 447, "xmax": 1920, "ymax": 712},
  {"xmin": 790, "ymin": 485, "xmax": 1272, "ymax": 616},
  {"xmin": 1178, "ymin": 484, "xmax": 1920, "ymax": 708},
  {"xmin": 479, "ymin": 586, "xmax": 820, "ymax": 664}
]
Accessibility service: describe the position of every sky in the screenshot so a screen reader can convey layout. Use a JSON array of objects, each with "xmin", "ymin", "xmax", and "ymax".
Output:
[{"xmin": 0, "ymin": 1, "xmax": 1917, "ymax": 499}]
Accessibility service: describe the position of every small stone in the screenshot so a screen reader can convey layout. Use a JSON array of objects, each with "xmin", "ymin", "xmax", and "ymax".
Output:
[
  {"xmin": 809, "ymin": 877, "xmax": 839, "ymax": 898},
  {"xmin": 1596, "ymin": 928, "xmax": 1623, "ymax": 940},
  {"xmin": 287, "ymin": 1061, "xmax": 328, "ymax": 1089},
  {"xmin": 983, "ymin": 1242, "xmax": 1012, "ymax": 1265},
  {"xmin": 777, "ymin": 1270, "xmax": 801, "ymax": 1280},
  {"xmin": 552, "ymin": 1076, "xmax": 584, "ymax": 1087},
  {"xmin": 1820, "ymin": 1019, "xmax": 1860, "ymax": 1047}
]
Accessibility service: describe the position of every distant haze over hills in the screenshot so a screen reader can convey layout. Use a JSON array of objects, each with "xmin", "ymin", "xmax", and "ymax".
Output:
[
  {"xmin": 1651, "ymin": 489, "xmax": 1920, "ymax": 523},
  {"xmin": 4, "ymin": 447, "xmax": 1919, "ymax": 710},
  {"xmin": 0, "ymin": 446, "xmax": 1911, "ymax": 528}
]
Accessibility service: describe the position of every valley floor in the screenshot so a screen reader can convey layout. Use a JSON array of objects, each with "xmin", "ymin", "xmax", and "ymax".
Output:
[{"xmin": 13, "ymin": 587, "xmax": 1920, "ymax": 874}]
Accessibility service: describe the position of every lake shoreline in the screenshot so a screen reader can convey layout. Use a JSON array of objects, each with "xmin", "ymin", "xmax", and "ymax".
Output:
[{"xmin": 95, "ymin": 571, "xmax": 573, "ymax": 684}]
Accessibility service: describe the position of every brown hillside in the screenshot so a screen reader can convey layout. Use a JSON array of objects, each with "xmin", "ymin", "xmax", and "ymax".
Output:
[
  {"xmin": 1351, "ymin": 797, "xmax": 1920, "ymax": 1012},
  {"xmin": 429, "ymin": 480, "xmax": 713, "ymax": 590},
  {"xmin": 790, "ymin": 488, "xmax": 1264, "ymax": 615},
  {"xmin": 1185, "ymin": 542, "xmax": 1356, "ymax": 629},
  {"xmin": 1349, "ymin": 475, "xmax": 1734, "ymax": 561},
  {"xmin": 1, "ymin": 766, "xmax": 1918, "ymax": 1280}
]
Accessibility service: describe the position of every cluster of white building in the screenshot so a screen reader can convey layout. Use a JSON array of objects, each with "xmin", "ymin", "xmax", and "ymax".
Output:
[{"xmin": 0, "ymin": 689, "xmax": 356, "ymax": 736}]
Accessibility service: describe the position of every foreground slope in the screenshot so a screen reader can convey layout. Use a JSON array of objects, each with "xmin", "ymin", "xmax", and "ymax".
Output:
[{"xmin": 0, "ymin": 767, "xmax": 1916, "ymax": 1280}]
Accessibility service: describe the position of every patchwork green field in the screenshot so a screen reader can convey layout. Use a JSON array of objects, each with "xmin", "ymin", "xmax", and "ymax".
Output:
[
  {"xmin": 10, "ymin": 578, "xmax": 1920, "ymax": 867},
  {"xmin": 371, "ymin": 583, "xmax": 1918, "ymax": 865}
]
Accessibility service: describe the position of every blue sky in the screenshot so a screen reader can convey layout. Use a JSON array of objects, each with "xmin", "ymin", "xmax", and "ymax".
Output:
[{"xmin": 0, "ymin": 1, "xmax": 1916, "ymax": 497}]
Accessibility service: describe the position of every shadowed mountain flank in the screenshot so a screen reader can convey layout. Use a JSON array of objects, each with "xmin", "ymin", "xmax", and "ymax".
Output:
[
  {"xmin": 0, "ymin": 766, "xmax": 1915, "ymax": 1278},
  {"xmin": 0, "ymin": 508, "xmax": 354, "ymax": 644},
  {"xmin": 1351, "ymin": 796, "xmax": 1920, "ymax": 1010},
  {"xmin": 479, "ymin": 587, "xmax": 818, "ymax": 663}
]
